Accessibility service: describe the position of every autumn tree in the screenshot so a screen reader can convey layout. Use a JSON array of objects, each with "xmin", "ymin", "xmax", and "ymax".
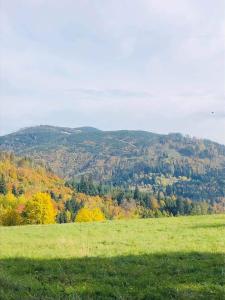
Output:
[
  {"xmin": 23, "ymin": 192, "xmax": 56, "ymax": 224},
  {"xmin": 0, "ymin": 193, "xmax": 25, "ymax": 226},
  {"xmin": 149, "ymin": 197, "xmax": 160, "ymax": 210},
  {"xmin": 0, "ymin": 192, "xmax": 18, "ymax": 209},
  {"xmin": 75, "ymin": 207, "xmax": 105, "ymax": 222},
  {"xmin": 1, "ymin": 208, "xmax": 23, "ymax": 226}
]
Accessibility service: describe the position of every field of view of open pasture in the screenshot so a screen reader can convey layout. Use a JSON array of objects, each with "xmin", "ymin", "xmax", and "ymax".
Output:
[{"xmin": 0, "ymin": 215, "xmax": 225, "ymax": 299}]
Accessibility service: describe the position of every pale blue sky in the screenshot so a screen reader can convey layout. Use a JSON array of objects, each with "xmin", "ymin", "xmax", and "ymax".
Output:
[{"xmin": 0, "ymin": 0, "xmax": 225, "ymax": 143}]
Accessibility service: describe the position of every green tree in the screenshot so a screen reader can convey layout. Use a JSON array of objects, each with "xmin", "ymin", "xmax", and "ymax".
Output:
[
  {"xmin": 134, "ymin": 186, "xmax": 140, "ymax": 200},
  {"xmin": 12, "ymin": 185, "xmax": 18, "ymax": 196},
  {"xmin": 0, "ymin": 175, "xmax": 7, "ymax": 195}
]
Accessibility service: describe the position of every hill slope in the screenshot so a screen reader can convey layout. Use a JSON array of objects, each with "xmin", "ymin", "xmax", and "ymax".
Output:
[
  {"xmin": 0, "ymin": 125, "xmax": 225, "ymax": 201},
  {"xmin": 0, "ymin": 151, "xmax": 72, "ymax": 199}
]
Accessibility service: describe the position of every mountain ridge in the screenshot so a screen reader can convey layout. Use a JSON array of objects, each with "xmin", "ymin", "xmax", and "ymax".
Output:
[
  {"xmin": 0, "ymin": 125, "xmax": 225, "ymax": 202},
  {"xmin": 1, "ymin": 125, "xmax": 224, "ymax": 146}
]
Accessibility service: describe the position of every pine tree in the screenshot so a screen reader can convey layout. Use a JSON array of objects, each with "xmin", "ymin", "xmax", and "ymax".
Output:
[
  {"xmin": 87, "ymin": 174, "xmax": 96, "ymax": 195},
  {"xmin": 79, "ymin": 175, "xmax": 88, "ymax": 193},
  {"xmin": 134, "ymin": 186, "xmax": 140, "ymax": 200},
  {"xmin": 0, "ymin": 175, "xmax": 7, "ymax": 195},
  {"xmin": 12, "ymin": 185, "xmax": 18, "ymax": 196}
]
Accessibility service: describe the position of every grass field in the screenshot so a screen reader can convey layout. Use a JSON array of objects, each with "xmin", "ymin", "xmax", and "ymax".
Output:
[{"xmin": 0, "ymin": 215, "xmax": 225, "ymax": 299}]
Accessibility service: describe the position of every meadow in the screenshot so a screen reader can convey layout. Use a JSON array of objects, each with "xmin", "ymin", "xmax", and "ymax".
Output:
[{"xmin": 0, "ymin": 215, "xmax": 225, "ymax": 299}]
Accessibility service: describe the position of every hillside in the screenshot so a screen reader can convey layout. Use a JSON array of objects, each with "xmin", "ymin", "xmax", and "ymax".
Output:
[
  {"xmin": 0, "ymin": 125, "xmax": 225, "ymax": 201},
  {"xmin": 0, "ymin": 151, "xmax": 72, "ymax": 199},
  {"xmin": 0, "ymin": 215, "xmax": 224, "ymax": 299}
]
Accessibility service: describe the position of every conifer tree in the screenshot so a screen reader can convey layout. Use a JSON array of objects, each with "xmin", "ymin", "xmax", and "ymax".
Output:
[
  {"xmin": 134, "ymin": 186, "xmax": 140, "ymax": 200},
  {"xmin": 0, "ymin": 175, "xmax": 7, "ymax": 195}
]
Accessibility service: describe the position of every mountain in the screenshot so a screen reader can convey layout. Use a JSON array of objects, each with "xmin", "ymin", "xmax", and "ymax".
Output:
[{"xmin": 0, "ymin": 125, "xmax": 225, "ymax": 201}]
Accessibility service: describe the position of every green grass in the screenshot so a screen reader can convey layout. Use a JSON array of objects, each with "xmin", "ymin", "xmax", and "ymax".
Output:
[{"xmin": 0, "ymin": 215, "xmax": 225, "ymax": 299}]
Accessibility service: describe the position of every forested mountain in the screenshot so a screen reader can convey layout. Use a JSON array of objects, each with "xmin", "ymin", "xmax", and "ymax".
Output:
[{"xmin": 0, "ymin": 125, "xmax": 225, "ymax": 202}]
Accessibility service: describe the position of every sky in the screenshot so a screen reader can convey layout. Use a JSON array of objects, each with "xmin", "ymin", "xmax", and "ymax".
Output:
[{"xmin": 0, "ymin": 0, "xmax": 225, "ymax": 144}]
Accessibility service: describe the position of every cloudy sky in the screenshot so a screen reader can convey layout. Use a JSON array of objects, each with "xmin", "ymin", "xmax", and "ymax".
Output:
[{"xmin": 0, "ymin": 0, "xmax": 225, "ymax": 144}]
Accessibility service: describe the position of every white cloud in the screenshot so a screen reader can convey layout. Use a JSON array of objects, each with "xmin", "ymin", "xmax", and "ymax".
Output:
[{"xmin": 0, "ymin": 0, "xmax": 225, "ymax": 143}]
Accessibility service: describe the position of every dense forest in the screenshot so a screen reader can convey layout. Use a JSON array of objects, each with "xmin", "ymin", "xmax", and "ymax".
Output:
[
  {"xmin": 0, "ymin": 125, "xmax": 225, "ymax": 202},
  {"xmin": 0, "ymin": 150, "xmax": 224, "ymax": 226}
]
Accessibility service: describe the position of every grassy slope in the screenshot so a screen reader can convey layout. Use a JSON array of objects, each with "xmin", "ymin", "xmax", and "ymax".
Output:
[{"xmin": 0, "ymin": 215, "xmax": 225, "ymax": 299}]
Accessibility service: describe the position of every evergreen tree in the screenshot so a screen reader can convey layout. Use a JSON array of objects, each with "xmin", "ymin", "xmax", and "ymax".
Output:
[
  {"xmin": 134, "ymin": 186, "xmax": 140, "ymax": 200},
  {"xmin": 56, "ymin": 211, "xmax": 66, "ymax": 223},
  {"xmin": 87, "ymin": 174, "xmax": 97, "ymax": 195},
  {"xmin": 97, "ymin": 182, "xmax": 104, "ymax": 196},
  {"xmin": 176, "ymin": 198, "xmax": 185, "ymax": 215},
  {"xmin": 0, "ymin": 175, "xmax": 7, "ymax": 195},
  {"xmin": 79, "ymin": 175, "xmax": 88, "ymax": 193},
  {"xmin": 12, "ymin": 185, "xmax": 18, "ymax": 196}
]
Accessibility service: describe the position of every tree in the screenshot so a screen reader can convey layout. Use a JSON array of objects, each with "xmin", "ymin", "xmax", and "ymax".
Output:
[
  {"xmin": 134, "ymin": 186, "xmax": 140, "ymax": 200},
  {"xmin": 78, "ymin": 176, "xmax": 88, "ymax": 194},
  {"xmin": 91, "ymin": 208, "xmax": 106, "ymax": 221},
  {"xmin": 87, "ymin": 174, "xmax": 97, "ymax": 195},
  {"xmin": 97, "ymin": 182, "xmax": 104, "ymax": 196},
  {"xmin": 56, "ymin": 210, "xmax": 67, "ymax": 223},
  {"xmin": 149, "ymin": 197, "xmax": 160, "ymax": 210},
  {"xmin": 65, "ymin": 198, "xmax": 82, "ymax": 218},
  {"xmin": 65, "ymin": 210, "xmax": 72, "ymax": 222},
  {"xmin": 75, "ymin": 208, "xmax": 92, "ymax": 222},
  {"xmin": 12, "ymin": 185, "xmax": 18, "ymax": 196},
  {"xmin": 23, "ymin": 192, "xmax": 56, "ymax": 224},
  {"xmin": 0, "ymin": 192, "xmax": 18, "ymax": 209},
  {"xmin": 75, "ymin": 207, "xmax": 105, "ymax": 222},
  {"xmin": 176, "ymin": 198, "xmax": 185, "ymax": 215},
  {"xmin": 56, "ymin": 209, "xmax": 72, "ymax": 223},
  {"xmin": 0, "ymin": 175, "xmax": 7, "ymax": 195},
  {"xmin": 1, "ymin": 208, "xmax": 23, "ymax": 226},
  {"xmin": 116, "ymin": 189, "xmax": 124, "ymax": 205}
]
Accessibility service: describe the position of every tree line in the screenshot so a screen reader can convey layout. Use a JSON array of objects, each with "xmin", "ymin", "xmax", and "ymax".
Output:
[{"xmin": 0, "ymin": 153, "xmax": 224, "ymax": 226}]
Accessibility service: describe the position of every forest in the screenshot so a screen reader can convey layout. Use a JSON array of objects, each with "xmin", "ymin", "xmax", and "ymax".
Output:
[
  {"xmin": 1, "ymin": 126, "xmax": 225, "ymax": 203},
  {"xmin": 0, "ymin": 151, "xmax": 224, "ymax": 226}
]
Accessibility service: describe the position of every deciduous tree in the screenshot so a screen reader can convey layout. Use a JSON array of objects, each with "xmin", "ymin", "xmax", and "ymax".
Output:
[{"xmin": 23, "ymin": 192, "xmax": 56, "ymax": 224}]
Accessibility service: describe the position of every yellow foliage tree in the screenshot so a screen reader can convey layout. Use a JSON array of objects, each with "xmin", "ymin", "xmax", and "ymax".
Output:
[
  {"xmin": 0, "ymin": 206, "xmax": 7, "ymax": 225},
  {"xmin": 24, "ymin": 192, "xmax": 56, "ymax": 224},
  {"xmin": 0, "ymin": 193, "xmax": 26, "ymax": 226},
  {"xmin": 1, "ymin": 208, "xmax": 23, "ymax": 226},
  {"xmin": 75, "ymin": 207, "xmax": 105, "ymax": 222},
  {"xmin": 65, "ymin": 210, "xmax": 72, "ymax": 222},
  {"xmin": 0, "ymin": 193, "xmax": 17, "ymax": 208},
  {"xmin": 149, "ymin": 197, "xmax": 160, "ymax": 210},
  {"xmin": 91, "ymin": 208, "xmax": 106, "ymax": 221}
]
